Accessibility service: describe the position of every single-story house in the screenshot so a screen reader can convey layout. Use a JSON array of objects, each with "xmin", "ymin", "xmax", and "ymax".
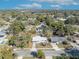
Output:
[
  {"xmin": 75, "ymin": 40, "xmax": 79, "ymax": 45},
  {"xmin": 65, "ymin": 48, "xmax": 79, "ymax": 57},
  {"xmin": 36, "ymin": 25, "xmax": 42, "ymax": 33},
  {"xmin": 36, "ymin": 22, "xmax": 46, "ymax": 35},
  {"xmin": 51, "ymin": 36, "xmax": 66, "ymax": 44},
  {"xmin": 57, "ymin": 17, "xmax": 66, "ymax": 21},
  {"xmin": 74, "ymin": 32, "xmax": 79, "ymax": 37},
  {"xmin": 27, "ymin": 18, "xmax": 36, "ymax": 25},
  {"xmin": 32, "ymin": 36, "xmax": 47, "ymax": 43},
  {"xmin": 0, "ymin": 31, "xmax": 6, "ymax": 37},
  {"xmin": 0, "ymin": 31, "xmax": 7, "ymax": 44}
]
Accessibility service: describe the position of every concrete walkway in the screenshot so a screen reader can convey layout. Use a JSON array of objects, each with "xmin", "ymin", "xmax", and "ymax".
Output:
[
  {"xmin": 45, "ymin": 56, "xmax": 52, "ymax": 59},
  {"xmin": 17, "ymin": 56, "xmax": 23, "ymax": 59},
  {"xmin": 50, "ymin": 43, "xmax": 61, "ymax": 50},
  {"xmin": 32, "ymin": 42, "xmax": 36, "ymax": 48}
]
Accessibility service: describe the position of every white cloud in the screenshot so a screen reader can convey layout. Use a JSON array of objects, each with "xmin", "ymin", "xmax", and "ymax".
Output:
[
  {"xmin": 51, "ymin": 5, "xmax": 60, "ymax": 7},
  {"xmin": 31, "ymin": 0, "xmax": 53, "ymax": 2},
  {"xmin": 15, "ymin": 3, "xmax": 42, "ymax": 9},
  {"xmin": 51, "ymin": 5, "xmax": 61, "ymax": 9},
  {"xmin": 14, "ymin": 7, "xmax": 23, "ymax": 9},
  {"xmin": 31, "ymin": 0, "xmax": 79, "ymax": 5},
  {"xmin": 73, "ymin": 2, "xmax": 78, "ymax": 5}
]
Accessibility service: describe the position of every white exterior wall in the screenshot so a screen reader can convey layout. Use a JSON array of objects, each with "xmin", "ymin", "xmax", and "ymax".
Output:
[{"xmin": 32, "ymin": 36, "xmax": 47, "ymax": 44}]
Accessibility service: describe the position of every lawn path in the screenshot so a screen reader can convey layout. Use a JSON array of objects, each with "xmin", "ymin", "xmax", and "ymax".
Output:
[
  {"xmin": 45, "ymin": 56, "xmax": 52, "ymax": 59},
  {"xmin": 17, "ymin": 56, "xmax": 23, "ymax": 59}
]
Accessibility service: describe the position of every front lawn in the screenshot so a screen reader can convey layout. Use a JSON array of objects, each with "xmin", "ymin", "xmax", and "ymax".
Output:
[
  {"xmin": 36, "ymin": 43, "xmax": 52, "ymax": 48},
  {"xmin": 8, "ymin": 34, "xmax": 32, "ymax": 48},
  {"xmin": 57, "ymin": 43, "xmax": 72, "ymax": 48},
  {"xmin": 23, "ymin": 57, "xmax": 45, "ymax": 59},
  {"xmin": 23, "ymin": 57, "xmax": 36, "ymax": 59}
]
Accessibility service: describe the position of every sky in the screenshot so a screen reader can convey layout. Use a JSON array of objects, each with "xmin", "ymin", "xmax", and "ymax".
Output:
[{"xmin": 0, "ymin": 0, "xmax": 79, "ymax": 10}]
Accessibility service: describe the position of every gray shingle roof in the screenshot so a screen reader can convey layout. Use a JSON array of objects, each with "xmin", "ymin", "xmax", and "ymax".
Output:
[{"xmin": 51, "ymin": 36, "xmax": 66, "ymax": 43}]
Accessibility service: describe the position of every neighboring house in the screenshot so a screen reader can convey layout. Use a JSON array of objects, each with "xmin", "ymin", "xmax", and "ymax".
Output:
[
  {"xmin": 36, "ymin": 25, "xmax": 42, "ymax": 33},
  {"xmin": 74, "ymin": 32, "xmax": 79, "ymax": 37},
  {"xmin": 36, "ymin": 21, "xmax": 46, "ymax": 34},
  {"xmin": 27, "ymin": 17, "xmax": 36, "ymax": 25},
  {"xmin": 0, "ymin": 25, "xmax": 9, "ymax": 32},
  {"xmin": 32, "ymin": 36, "xmax": 47, "ymax": 43},
  {"xmin": 70, "ymin": 36, "xmax": 79, "ymax": 44},
  {"xmin": 65, "ymin": 48, "xmax": 79, "ymax": 57},
  {"xmin": 51, "ymin": 36, "xmax": 66, "ymax": 44},
  {"xmin": 28, "ymin": 17, "xmax": 36, "ymax": 20},
  {"xmin": 56, "ymin": 17, "xmax": 66, "ymax": 21},
  {"xmin": 0, "ymin": 31, "xmax": 7, "ymax": 44},
  {"xmin": 75, "ymin": 40, "xmax": 79, "ymax": 45},
  {"xmin": 66, "ymin": 15, "xmax": 75, "ymax": 19},
  {"xmin": 0, "ymin": 31, "xmax": 5, "ymax": 37}
]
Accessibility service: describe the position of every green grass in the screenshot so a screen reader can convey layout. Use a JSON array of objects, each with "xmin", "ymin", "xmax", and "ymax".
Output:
[
  {"xmin": 57, "ymin": 43, "xmax": 72, "ymax": 48},
  {"xmin": 23, "ymin": 57, "xmax": 45, "ymax": 59},
  {"xmin": 23, "ymin": 57, "xmax": 37, "ymax": 59},
  {"xmin": 36, "ymin": 43, "xmax": 52, "ymax": 48}
]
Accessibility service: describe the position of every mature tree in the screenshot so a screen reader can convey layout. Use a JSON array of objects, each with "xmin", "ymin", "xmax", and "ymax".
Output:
[
  {"xmin": 45, "ymin": 16, "xmax": 53, "ymax": 27},
  {"xmin": 8, "ymin": 35, "xmax": 17, "ymax": 46},
  {"xmin": 0, "ymin": 45, "xmax": 13, "ymax": 59},
  {"xmin": 16, "ymin": 15, "xmax": 27, "ymax": 21},
  {"xmin": 8, "ymin": 33, "xmax": 32, "ymax": 48},
  {"xmin": 37, "ymin": 15, "xmax": 46, "ymax": 22},
  {"xmin": 51, "ymin": 21, "xmax": 65, "ymax": 36},
  {"xmin": 64, "ymin": 25, "xmax": 75, "ymax": 35},
  {"xmin": 9, "ymin": 20, "xmax": 25, "ymax": 35},
  {"xmin": 34, "ymin": 19, "xmax": 40, "ymax": 25},
  {"xmin": 42, "ymin": 27, "xmax": 52, "ymax": 37},
  {"xmin": 65, "ymin": 16, "xmax": 79, "ymax": 25}
]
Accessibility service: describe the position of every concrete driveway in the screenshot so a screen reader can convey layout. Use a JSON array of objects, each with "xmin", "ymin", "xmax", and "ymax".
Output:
[
  {"xmin": 13, "ymin": 49, "xmax": 33, "ymax": 57},
  {"xmin": 14, "ymin": 48, "xmax": 65, "ymax": 59},
  {"xmin": 42, "ymin": 49, "xmax": 65, "ymax": 56}
]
